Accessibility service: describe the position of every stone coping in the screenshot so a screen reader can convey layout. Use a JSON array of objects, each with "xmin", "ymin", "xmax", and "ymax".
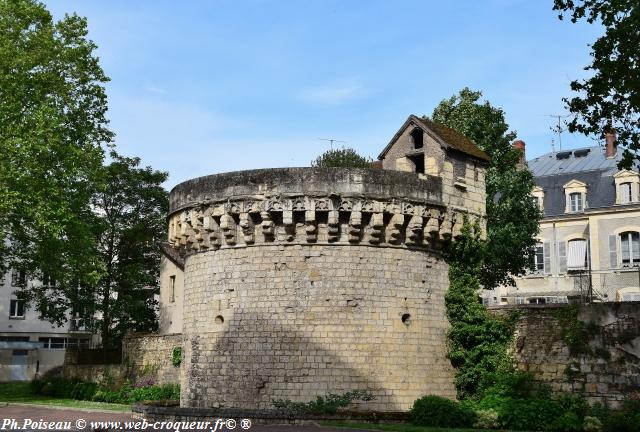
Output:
[{"xmin": 169, "ymin": 167, "xmax": 442, "ymax": 215}]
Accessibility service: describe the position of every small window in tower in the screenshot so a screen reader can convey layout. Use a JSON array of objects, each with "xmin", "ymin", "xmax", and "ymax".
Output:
[{"xmin": 410, "ymin": 128, "xmax": 423, "ymax": 150}]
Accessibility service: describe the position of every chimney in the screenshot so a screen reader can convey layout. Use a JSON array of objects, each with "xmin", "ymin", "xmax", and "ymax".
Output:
[
  {"xmin": 512, "ymin": 140, "xmax": 526, "ymax": 169},
  {"xmin": 605, "ymin": 127, "xmax": 617, "ymax": 158}
]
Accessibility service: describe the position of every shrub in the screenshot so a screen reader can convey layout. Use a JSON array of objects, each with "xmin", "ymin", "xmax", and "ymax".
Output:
[
  {"xmin": 171, "ymin": 346, "xmax": 182, "ymax": 367},
  {"xmin": 409, "ymin": 395, "xmax": 475, "ymax": 428},
  {"xmin": 272, "ymin": 390, "xmax": 374, "ymax": 415},
  {"xmin": 473, "ymin": 408, "xmax": 500, "ymax": 429},
  {"xmin": 498, "ymin": 398, "xmax": 565, "ymax": 431},
  {"xmin": 583, "ymin": 416, "xmax": 603, "ymax": 432},
  {"xmin": 601, "ymin": 398, "xmax": 640, "ymax": 432},
  {"xmin": 129, "ymin": 384, "xmax": 180, "ymax": 403},
  {"xmin": 29, "ymin": 379, "xmax": 45, "ymax": 395},
  {"xmin": 71, "ymin": 381, "xmax": 98, "ymax": 400},
  {"xmin": 31, "ymin": 376, "xmax": 179, "ymax": 404}
]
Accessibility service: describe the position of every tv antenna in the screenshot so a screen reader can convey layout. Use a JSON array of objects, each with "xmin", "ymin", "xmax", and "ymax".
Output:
[
  {"xmin": 319, "ymin": 138, "xmax": 346, "ymax": 150},
  {"xmin": 540, "ymin": 114, "xmax": 569, "ymax": 151}
]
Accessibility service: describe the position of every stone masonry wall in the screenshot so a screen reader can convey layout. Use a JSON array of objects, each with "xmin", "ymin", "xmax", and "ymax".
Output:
[
  {"xmin": 503, "ymin": 303, "xmax": 640, "ymax": 407},
  {"xmin": 181, "ymin": 244, "xmax": 456, "ymax": 411},
  {"xmin": 123, "ymin": 333, "xmax": 182, "ymax": 386}
]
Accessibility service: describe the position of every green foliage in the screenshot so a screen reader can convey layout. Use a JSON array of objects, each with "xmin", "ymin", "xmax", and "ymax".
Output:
[
  {"xmin": 0, "ymin": 0, "xmax": 111, "ymax": 274},
  {"xmin": 311, "ymin": 148, "xmax": 372, "ymax": 168},
  {"xmin": 19, "ymin": 152, "xmax": 168, "ymax": 348},
  {"xmin": 171, "ymin": 346, "xmax": 182, "ymax": 367},
  {"xmin": 470, "ymin": 394, "xmax": 589, "ymax": 431},
  {"xmin": 600, "ymin": 398, "xmax": 640, "ymax": 432},
  {"xmin": 553, "ymin": 0, "xmax": 640, "ymax": 169},
  {"xmin": 444, "ymin": 222, "xmax": 520, "ymax": 399},
  {"xmin": 583, "ymin": 416, "xmax": 603, "ymax": 432},
  {"xmin": 31, "ymin": 376, "xmax": 179, "ymax": 404},
  {"xmin": 0, "ymin": 0, "xmax": 168, "ymax": 349},
  {"xmin": 430, "ymin": 88, "xmax": 541, "ymax": 288},
  {"xmin": 472, "ymin": 408, "xmax": 499, "ymax": 429},
  {"xmin": 272, "ymin": 390, "xmax": 374, "ymax": 415},
  {"xmin": 553, "ymin": 305, "xmax": 593, "ymax": 356},
  {"xmin": 409, "ymin": 395, "xmax": 475, "ymax": 428}
]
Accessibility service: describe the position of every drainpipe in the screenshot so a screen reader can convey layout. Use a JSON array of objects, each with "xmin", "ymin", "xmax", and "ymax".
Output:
[
  {"xmin": 553, "ymin": 221, "xmax": 558, "ymax": 294},
  {"xmin": 587, "ymin": 220, "xmax": 593, "ymax": 303}
]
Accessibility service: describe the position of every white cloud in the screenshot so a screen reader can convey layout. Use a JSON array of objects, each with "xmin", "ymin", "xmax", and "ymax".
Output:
[
  {"xmin": 144, "ymin": 84, "xmax": 166, "ymax": 94},
  {"xmin": 299, "ymin": 78, "xmax": 368, "ymax": 105}
]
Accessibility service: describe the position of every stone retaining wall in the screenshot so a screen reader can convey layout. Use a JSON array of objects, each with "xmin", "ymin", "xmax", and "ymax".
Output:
[
  {"xmin": 493, "ymin": 303, "xmax": 640, "ymax": 407},
  {"xmin": 123, "ymin": 333, "xmax": 182, "ymax": 385}
]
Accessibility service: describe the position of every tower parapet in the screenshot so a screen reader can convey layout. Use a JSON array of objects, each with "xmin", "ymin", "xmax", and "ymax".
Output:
[{"xmin": 168, "ymin": 167, "xmax": 481, "ymax": 254}]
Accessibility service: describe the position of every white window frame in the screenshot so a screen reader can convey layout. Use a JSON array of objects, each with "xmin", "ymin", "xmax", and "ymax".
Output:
[
  {"xmin": 620, "ymin": 182, "xmax": 633, "ymax": 204},
  {"xmin": 532, "ymin": 243, "xmax": 544, "ymax": 273},
  {"xmin": 569, "ymin": 193, "xmax": 583, "ymax": 212},
  {"xmin": 620, "ymin": 231, "xmax": 640, "ymax": 267},
  {"xmin": 9, "ymin": 299, "xmax": 26, "ymax": 318}
]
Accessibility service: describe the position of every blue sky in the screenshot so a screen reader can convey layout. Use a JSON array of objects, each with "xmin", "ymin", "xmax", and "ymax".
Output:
[{"xmin": 46, "ymin": 0, "xmax": 602, "ymax": 189}]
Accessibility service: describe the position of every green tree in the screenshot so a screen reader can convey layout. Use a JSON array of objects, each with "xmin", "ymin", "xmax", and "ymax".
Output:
[
  {"xmin": 553, "ymin": 0, "xmax": 639, "ymax": 169},
  {"xmin": 311, "ymin": 147, "xmax": 372, "ymax": 168},
  {"xmin": 0, "ymin": 0, "xmax": 112, "ymax": 270},
  {"xmin": 20, "ymin": 153, "xmax": 169, "ymax": 348},
  {"xmin": 428, "ymin": 88, "xmax": 541, "ymax": 288}
]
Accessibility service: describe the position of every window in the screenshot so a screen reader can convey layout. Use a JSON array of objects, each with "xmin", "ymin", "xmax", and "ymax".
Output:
[
  {"xmin": 622, "ymin": 293, "xmax": 640, "ymax": 302},
  {"xmin": 528, "ymin": 297, "xmax": 546, "ymax": 304},
  {"xmin": 42, "ymin": 273, "xmax": 56, "ymax": 287},
  {"xmin": 410, "ymin": 128, "xmax": 423, "ymax": 150},
  {"xmin": 39, "ymin": 337, "xmax": 68, "ymax": 349},
  {"xmin": 620, "ymin": 182, "xmax": 632, "ymax": 204},
  {"xmin": 569, "ymin": 193, "xmax": 583, "ymax": 212},
  {"xmin": 169, "ymin": 275, "xmax": 176, "ymax": 303},
  {"xmin": 567, "ymin": 239, "xmax": 588, "ymax": 270},
  {"xmin": 532, "ymin": 243, "xmax": 544, "ymax": 272},
  {"xmin": 11, "ymin": 269, "xmax": 26, "ymax": 287},
  {"xmin": 0, "ymin": 336, "xmax": 29, "ymax": 342},
  {"xmin": 9, "ymin": 299, "xmax": 25, "ymax": 318},
  {"xmin": 620, "ymin": 231, "xmax": 640, "ymax": 266}
]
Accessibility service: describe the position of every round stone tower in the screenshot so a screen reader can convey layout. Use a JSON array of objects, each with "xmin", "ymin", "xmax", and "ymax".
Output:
[{"xmin": 168, "ymin": 167, "xmax": 472, "ymax": 411}]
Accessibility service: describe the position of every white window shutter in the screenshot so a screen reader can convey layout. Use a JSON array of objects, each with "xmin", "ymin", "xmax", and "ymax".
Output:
[
  {"xmin": 558, "ymin": 241, "xmax": 567, "ymax": 274},
  {"xmin": 543, "ymin": 241, "xmax": 551, "ymax": 274},
  {"xmin": 609, "ymin": 234, "xmax": 618, "ymax": 269}
]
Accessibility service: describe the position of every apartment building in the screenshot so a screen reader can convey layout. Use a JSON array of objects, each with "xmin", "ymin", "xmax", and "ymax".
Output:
[{"xmin": 484, "ymin": 136, "xmax": 640, "ymax": 305}]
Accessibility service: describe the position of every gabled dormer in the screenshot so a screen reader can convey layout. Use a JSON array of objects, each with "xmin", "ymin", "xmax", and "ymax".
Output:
[
  {"xmin": 613, "ymin": 170, "xmax": 640, "ymax": 205},
  {"xmin": 532, "ymin": 186, "xmax": 544, "ymax": 212},
  {"xmin": 563, "ymin": 179, "xmax": 588, "ymax": 213}
]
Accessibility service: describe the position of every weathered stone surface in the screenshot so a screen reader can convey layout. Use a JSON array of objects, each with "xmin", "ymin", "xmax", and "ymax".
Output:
[
  {"xmin": 181, "ymin": 245, "xmax": 455, "ymax": 411},
  {"xmin": 493, "ymin": 303, "xmax": 640, "ymax": 408},
  {"xmin": 169, "ymin": 168, "xmax": 461, "ymax": 411}
]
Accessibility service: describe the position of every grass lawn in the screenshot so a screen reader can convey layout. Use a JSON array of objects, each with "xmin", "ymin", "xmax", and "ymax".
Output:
[
  {"xmin": 0, "ymin": 382, "xmax": 130, "ymax": 412},
  {"xmin": 321, "ymin": 421, "xmax": 492, "ymax": 432}
]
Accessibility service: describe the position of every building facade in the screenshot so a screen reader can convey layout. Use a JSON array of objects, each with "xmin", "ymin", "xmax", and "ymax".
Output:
[
  {"xmin": 0, "ymin": 269, "xmax": 93, "ymax": 381},
  {"xmin": 485, "ymin": 139, "xmax": 640, "ymax": 306}
]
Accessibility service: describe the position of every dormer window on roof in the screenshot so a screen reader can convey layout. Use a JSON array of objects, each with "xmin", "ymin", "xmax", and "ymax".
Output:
[
  {"xmin": 613, "ymin": 170, "xmax": 640, "ymax": 205},
  {"xmin": 532, "ymin": 186, "xmax": 544, "ymax": 212},
  {"xmin": 563, "ymin": 180, "xmax": 587, "ymax": 213}
]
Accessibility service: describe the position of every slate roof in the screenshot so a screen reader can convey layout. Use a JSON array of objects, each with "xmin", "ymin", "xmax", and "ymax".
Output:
[
  {"xmin": 378, "ymin": 115, "xmax": 490, "ymax": 162},
  {"xmin": 528, "ymin": 146, "xmax": 637, "ymax": 217}
]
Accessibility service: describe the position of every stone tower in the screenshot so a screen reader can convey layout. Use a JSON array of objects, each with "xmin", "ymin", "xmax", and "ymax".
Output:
[{"xmin": 160, "ymin": 116, "xmax": 489, "ymax": 411}]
